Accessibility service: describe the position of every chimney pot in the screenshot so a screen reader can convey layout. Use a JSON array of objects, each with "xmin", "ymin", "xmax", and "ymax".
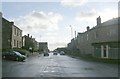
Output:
[
  {"xmin": 87, "ymin": 26, "xmax": 90, "ymax": 31},
  {"xmin": 28, "ymin": 34, "xmax": 29, "ymax": 37},
  {"xmin": 97, "ymin": 16, "xmax": 101, "ymax": 26}
]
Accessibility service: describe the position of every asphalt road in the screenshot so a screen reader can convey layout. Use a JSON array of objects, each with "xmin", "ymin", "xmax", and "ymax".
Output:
[{"xmin": 2, "ymin": 52, "xmax": 118, "ymax": 77}]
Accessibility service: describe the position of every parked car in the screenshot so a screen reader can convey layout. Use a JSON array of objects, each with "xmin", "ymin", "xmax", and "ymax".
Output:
[
  {"xmin": 43, "ymin": 53, "xmax": 49, "ymax": 56},
  {"xmin": 13, "ymin": 48, "xmax": 30, "ymax": 57},
  {"xmin": 2, "ymin": 51, "xmax": 9, "ymax": 59},
  {"xmin": 60, "ymin": 51, "xmax": 65, "ymax": 55},
  {"xmin": 53, "ymin": 52, "xmax": 58, "ymax": 55},
  {"xmin": 2, "ymin": 50, "xmax": 26, "ymax": 61}
]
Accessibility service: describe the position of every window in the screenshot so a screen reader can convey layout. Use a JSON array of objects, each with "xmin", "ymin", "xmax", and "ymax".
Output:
[
  {"xmin": 20, "ymin": 31, "xmax": 22, "ymax": 37},
  {"xmin": 14, "ymin": 39, "xmax": 16, "ymax": 46},
  {"xmin": 22, "ymin": 37, "xmax": 25, "ymax": 46},
  {"xmin": 20, "ymin": 31, "xmax": 22, "ymax": 36},
  {"xmin": 17, "ymin": 29, "xmax": 19, "ymax": 36},
  {"xmin": 19, "ymin": 41, "xmax": 21, "ymax": 47},
  {"xmin": 14, "ymin": 28, "xmax": 16, "ymax": 35},
  {"xmin": 101, "ymin": 45, "xmax": 108, "ymax": 58},
  {"xmin": 17, "ymin": 41, "xmax": 19, "ymax": 47},
  {"xmin": 103, "ymin": 46, "xmax": 107, "ymax": 57},
  {"xmin": 87, "ymin": 34, "xmax": 88, "ymax": 40}
]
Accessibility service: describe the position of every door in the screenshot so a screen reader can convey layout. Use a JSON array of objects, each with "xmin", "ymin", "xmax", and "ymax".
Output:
[{"xmin": 101, "ymin": 45, "xmax": 108, "ymax": 58}]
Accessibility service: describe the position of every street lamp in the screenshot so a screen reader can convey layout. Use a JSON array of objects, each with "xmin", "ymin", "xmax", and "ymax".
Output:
[{"xmin": 69, "ymin": 25, "xmax": 77, "ymax": 39}]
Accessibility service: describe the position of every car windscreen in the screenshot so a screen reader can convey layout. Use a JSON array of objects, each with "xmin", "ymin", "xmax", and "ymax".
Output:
[{"xmin": 13, "ymin": 51, "xmax": 22, "ymax": 56}]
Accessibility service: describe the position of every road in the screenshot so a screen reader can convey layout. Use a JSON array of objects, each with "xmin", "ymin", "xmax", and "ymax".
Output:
[{"xmin": 2, "ymin": 52, "xmax": 118, "ymax": 77}]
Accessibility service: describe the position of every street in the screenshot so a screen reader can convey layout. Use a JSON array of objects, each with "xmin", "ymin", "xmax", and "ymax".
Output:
[{"xmin": 2, "ymin": 52, "xmax": 118, "ymax": 77}]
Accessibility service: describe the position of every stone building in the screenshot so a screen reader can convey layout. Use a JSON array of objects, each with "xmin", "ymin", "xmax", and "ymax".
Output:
[
  {"xmin": 39, "ymin": 42, "xmax": 48, "ymax": 53},
  {"xmin": 92, "ymin": 17, "xmax": 119, "ymax": 59},
  {"xmin": 22, "ymin": 34, "xmax": 39, "ymax": 52},
  {"xmin": 2, "ymin": 17, "xmax": 22, "ymax": 51},
  {"xmin": 11, "ymin": 24, "xmax": 22, "ymax": 48},
  {"xmin": 67, "ymin": 38, "xmax": 79, "ymax": 55},
  {"xmin": 32, "ymin": 38, "xmax": 39, "ymax": 52},
  {"xmin": 2, "ymin": 18, "xmax": 12, "ymax": 51},
  {"xmin": 68, "ymin": 16, "xmax": 119, "ymax": 59},
  {"xmin": 22, "ymin": 34, "xmax": 34, "ymax": 51}
]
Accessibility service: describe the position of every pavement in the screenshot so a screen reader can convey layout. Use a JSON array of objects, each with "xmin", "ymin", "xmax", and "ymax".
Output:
[{"xmin": 2, "ymin": 52, "xmax": 119, "ymax": 77}]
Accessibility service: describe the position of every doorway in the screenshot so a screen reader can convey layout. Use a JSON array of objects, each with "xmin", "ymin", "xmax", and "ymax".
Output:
[{"xmin": 101, "ymin": 45, "xmax": 108, "ymax": 58}]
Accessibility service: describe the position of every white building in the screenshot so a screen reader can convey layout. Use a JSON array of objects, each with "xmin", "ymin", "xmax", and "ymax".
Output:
[{"xmin": 11, "ymin": 24, "xmax": 22, "ymax": 48}]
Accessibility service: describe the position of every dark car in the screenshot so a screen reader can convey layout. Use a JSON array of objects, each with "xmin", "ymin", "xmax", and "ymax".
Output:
[
  {"xmin": 53, "ymin": 52, "xmax": 58, "ymax": 55},
  {"xmin": 2, "ymin": 51, "xmax": 26, "ymax": 61},
  {"xmin": 43, "ymin": 53, "xmax": 49, "ymax": 56},
  {"xmin": 60, "ymin": 51, "xmax": 65, "ymax": 55}
]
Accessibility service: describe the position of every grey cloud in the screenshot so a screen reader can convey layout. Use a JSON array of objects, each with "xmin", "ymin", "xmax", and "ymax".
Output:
[
  {"xmin": 14, "ymin": 11, "xmax": 62, "ymax": 32},
  {"xmin": 32, "ymin": 11, "xmax": 47, "ymax": 19},
  {"xmin": 27, "ymin": 25, "xmax": 32, "ymax": 29},
  {"xmin": 79, "ymin": 10, "xmax": 98, "ymax": 18}
]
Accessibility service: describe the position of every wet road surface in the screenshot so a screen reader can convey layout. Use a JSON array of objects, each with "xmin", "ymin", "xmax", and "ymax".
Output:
[{"xmin": 2, "ymin": 52, "xmax": 118, "ymax": 77}]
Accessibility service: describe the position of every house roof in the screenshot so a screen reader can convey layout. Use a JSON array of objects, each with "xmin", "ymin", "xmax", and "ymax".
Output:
[
  {"xmin": 102, "ymin": 17, "xmax": 119, "ymax": 26},
  {"xmin": 2, "ymin": 17, "xmax": 22, "ymax": 31},
  {"xmin": 78, "ymin": 17, "xmax": 119, "ymax": 34},
  {"xmin": 13, "ymin": 25, "xmax": 22, "ymax": 31}
]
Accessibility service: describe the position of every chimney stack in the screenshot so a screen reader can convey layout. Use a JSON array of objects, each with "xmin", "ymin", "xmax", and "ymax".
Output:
[
  {"xmin": 97, "ymin": 16, "xmax": 101, "ymax": 26},
  {"xmin": 28, "ymin": 34, "xmax": 29, "ymax": 37},
  {"xmin": 10, "ymin": 22, "xmax": 14, "ymax": 25},
  {"xmin": 87, "ymin": 26, "xmax": 90, "ymax": 31}
]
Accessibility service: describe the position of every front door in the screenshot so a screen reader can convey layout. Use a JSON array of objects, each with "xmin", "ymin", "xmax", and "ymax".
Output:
[
  {"xmin": 101, "ymin": 45, "xmax": 108, "ymax": 58},
  {"xmin": 103, "ymin": 46, "xmax": 107, "ymax": 57}
]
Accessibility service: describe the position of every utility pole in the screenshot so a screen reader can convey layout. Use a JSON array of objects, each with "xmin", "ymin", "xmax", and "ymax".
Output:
[
  {"xmin": 75, "ymin": 30, "xmax": 76, "ymax": 39},
  {"xmin": 70, "ymin": 25, "xmax": 73, "ymax": 39}
]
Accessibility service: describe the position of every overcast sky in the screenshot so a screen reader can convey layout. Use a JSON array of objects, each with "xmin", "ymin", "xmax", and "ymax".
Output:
[{"xmin": 2, "ymin": 0, "xmax": 119, "ymax": 50}]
